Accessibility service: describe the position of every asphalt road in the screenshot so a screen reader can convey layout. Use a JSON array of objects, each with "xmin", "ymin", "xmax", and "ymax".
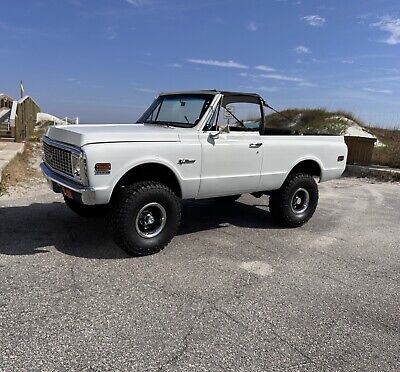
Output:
[{"xmin": 0, "ymin": 178, "xmax": 399, "ymax": 371}]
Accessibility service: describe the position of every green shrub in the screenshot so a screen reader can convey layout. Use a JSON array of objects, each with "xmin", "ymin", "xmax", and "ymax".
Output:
[{"xmin": 264, "ymin": 108, "xmax": 359, "ymax": 135}]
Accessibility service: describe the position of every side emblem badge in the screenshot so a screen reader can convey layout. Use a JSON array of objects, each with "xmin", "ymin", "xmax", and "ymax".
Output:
[{"xmin": 178, "ymin": 159, "xmax": 196, "ymax": 165}]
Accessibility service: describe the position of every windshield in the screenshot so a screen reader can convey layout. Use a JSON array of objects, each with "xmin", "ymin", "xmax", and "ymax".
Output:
[{"xmin": 137, "ymin": 94, "xmax": 213, "ymax": 128}]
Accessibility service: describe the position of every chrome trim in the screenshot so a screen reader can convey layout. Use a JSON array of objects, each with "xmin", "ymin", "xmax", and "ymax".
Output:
[
  {"xmin": 290, "ymin": 187, "xmax": 310, "ymax": 215},
  {"xmin": 199, "ymin": 94, "xmax": 223, "ymax": 132},
  {"xmin": 40, "ymin": 162, "xmax": 96, "ymax": 205},
  {"xmin": 43, "ymin": 141, "xmax": 73, "ymax": 177},
  {"xmin": 135, "ymin": 202, "xmax": 167, "ymax": 239},
  {"xmin": 44, "ymin": 159, "xmax": 82, "ymax": 186},
  {"xmin": 42, "ymin": 136, "xmax": 88, "ymax": 186},
  {"xmin": 43, "ymin": 136, "xmax": 81, "ymax": 155}
]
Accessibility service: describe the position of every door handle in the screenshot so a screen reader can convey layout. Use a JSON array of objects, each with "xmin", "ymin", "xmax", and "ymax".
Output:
[{"xmin": 249, "ymin": 143, "xmax": 263, "ymax": 148}]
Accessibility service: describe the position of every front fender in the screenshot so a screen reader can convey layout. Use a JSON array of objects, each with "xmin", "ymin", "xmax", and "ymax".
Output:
[
  {"xmin": 110, "ymin": 156, "xmax": 183, "ymax": 193},
  {"xmin": 83, "ymin": 141, "xmax": 201, "ymax": 203}
]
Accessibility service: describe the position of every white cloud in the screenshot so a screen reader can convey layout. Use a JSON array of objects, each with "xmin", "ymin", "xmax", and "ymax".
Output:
[
  {"xmin": 341, "ymin": 59, "xmax": 354, "ymax": 64},
  {"xmin": 258, "ymin": 73, "xmax": 305, "ymax": 82},
  {"xmin": 168, "ymin": 63, "xmax": 182, "ymax": 68},
  {"xmin": 302, "ymin": 15, "xmax": 326, "ymax": 26},
  {"xmin": 135, "ymin": 87, "xmax": 157, "ymax": 93},
  {"xmin": 125, "ymin": 0, "xmax": 152, "ymax": 6},
  {"xmin": 187, "ymin": 59, "xmax": 249, "ymax": 69},
  {"xmin": 254, "ymin": 65, "xmax": 276, "ymax": 72},
  {"xmin": 298, "ymin": 82, "xmax": 316, "ymax": 87},
  {"xmin": 371, "ymin": 17, "xmax": 400, "ymax": 45},
  {"xmin": 357, "ymin": 13, "xmax": 373, "ymax": 24},
  {"xmin": 244, "ymin": 85, "xmax": 279, "ymax": 92},
  {"xmin": 239, "ymin": 72, "xmax": 248, "ymax": 77},
  {"xmin": 363, "ymin": 88, "xmax": 392, "ymax": 94},
  {"xmin": 256, "ymin": 86, "xmax": 279, "ymax": 92},
  {"xmin": 295, "ymin": 45, "xmax": 311, "ymax": 54},
  {"xmin": 247, "ymin": 22, "xmax": 258, "ymax": 31}
]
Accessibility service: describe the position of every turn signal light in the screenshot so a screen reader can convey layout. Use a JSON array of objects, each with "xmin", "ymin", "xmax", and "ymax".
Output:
[{"xmin": 95, "ymin": 163, "xmax": 111, "ymax": 174}]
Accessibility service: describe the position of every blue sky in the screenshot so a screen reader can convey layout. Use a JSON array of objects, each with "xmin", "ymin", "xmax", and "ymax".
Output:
[{"xmin": 1, "ymin": 0, "xmax": 400, "ymax": 127}]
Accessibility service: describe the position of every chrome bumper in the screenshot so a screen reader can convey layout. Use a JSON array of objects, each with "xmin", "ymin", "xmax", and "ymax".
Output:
[{"xmin": 40, "ymin": 162, "xmax": 96, "ymax": 205}]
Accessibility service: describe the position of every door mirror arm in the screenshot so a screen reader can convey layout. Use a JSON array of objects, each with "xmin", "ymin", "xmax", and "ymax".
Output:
[
  {"xmin": 209, "ymin": 132, "xmax": 219, "ymax": 140},
  {"xmin": 208, "ymin": 124, "xmax": 229, "ymax": 140}
]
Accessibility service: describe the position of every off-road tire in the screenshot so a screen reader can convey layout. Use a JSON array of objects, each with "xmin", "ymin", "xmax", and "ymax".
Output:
[
  {"xmin": 269, "ymin": 173, "xmax": 318, "ymax": 227},
  {"xmin": 64, "ymin": 195, "xmax": 108, "ymax": 218},
  {"xmin": 111, "ymin": 181, "xmax": 181, "ymax": 256},
  {"xmin": 215, "ymin": 194, "xmax": 242, "ymax": 203}
]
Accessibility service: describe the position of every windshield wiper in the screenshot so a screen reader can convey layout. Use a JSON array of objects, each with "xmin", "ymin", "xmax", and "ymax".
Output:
[
  {"xmin": 145, "ymin": 120, "xmax": 171, "ymax": 126},
  {"xmin": 144, "ymin": 120, "xmax": 193, "ymax": 128},
  {"xmin": 154, "ymin": 120, "xmax": 193, "ymax": 128},
  {"xmin": 151, "ymin": 120, "xmax": 180, "ymax": 128}
]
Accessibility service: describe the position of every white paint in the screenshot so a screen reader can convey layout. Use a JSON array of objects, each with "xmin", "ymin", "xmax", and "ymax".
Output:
[
  {"xmin": 37, "ymin": 112, "xmax": 65, "ymax": 126},
  {"xmin": 42, "ymin": 92, "xmax": 348, "ymax": 205},
  {"xmin": 311, "ymin": 235, "xmax": 337, "ymax": 248},
  {"xmin": 9, "ymin": 101, "xmax": 17, "ymax": 128},
  {"xmin": 240, "ymin": 261, "xmax": 274, "ymax": 276}
]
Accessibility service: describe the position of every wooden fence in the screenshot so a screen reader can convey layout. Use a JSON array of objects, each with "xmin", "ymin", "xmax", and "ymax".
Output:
[
  {"xmin": 10, "ymin": 97, "xmax": 41, "ymax": 142},
  {"xmin": 344, "ymin": 136, "xmax": 376, "ymax": 165}
]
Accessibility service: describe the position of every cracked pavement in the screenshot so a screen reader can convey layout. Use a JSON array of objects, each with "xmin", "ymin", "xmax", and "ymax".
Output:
[{"xmin": 0, "ymin": 177, "xmax": 399, "ymax": 371}]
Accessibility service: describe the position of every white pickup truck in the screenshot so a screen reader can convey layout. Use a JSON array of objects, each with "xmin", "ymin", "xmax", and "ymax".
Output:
[{"xmin": 41, "ymin": 90, "xmax": 347, "ymax": 255}]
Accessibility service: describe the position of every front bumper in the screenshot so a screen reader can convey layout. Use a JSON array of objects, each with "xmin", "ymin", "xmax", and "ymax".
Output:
[{"xmin": 40, "ymin": 162, "xmax": 96, "ymax": 205}]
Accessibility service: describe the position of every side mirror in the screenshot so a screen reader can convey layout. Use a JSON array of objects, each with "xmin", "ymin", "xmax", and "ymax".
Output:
[{"xmin": 208, "ymin": 124, "xmax": 230, "ymax": 140}]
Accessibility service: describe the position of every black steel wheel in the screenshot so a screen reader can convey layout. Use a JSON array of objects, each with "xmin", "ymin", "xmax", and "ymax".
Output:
[
  {"xmin": 269, "ymin": 173, "xmax": 318, "ymax": 227},
  {"xmin": 111, "ymin": 181, "xmax": 181, "ymax": 256}
]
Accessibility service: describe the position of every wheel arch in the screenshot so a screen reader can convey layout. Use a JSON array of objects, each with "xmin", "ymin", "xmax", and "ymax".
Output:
[
  {"xmin": 111, "ymin": 161, "xmax": 182, "ymax": 200},
  {"xmin": 286, "ymin": 158, "xmax": 323, "ymax": 182}
]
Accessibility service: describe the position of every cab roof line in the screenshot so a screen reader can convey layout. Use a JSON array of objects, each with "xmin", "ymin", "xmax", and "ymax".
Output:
[{"xmin": 158, "ymin": 90, "xmax": 262, "ymax": 98}]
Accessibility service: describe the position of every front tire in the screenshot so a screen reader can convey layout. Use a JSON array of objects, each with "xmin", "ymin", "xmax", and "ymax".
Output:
[
  {"xmin": 111, "ymin": 181, "xmax": 181, "ymax": 256},
  {"xmin": 269, "ymin": 173, "xmax": 318, "ymax": 227}
]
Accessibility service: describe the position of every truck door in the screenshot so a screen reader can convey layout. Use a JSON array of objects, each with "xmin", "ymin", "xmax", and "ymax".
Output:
[{"xmin": 198, "ymin": 95, "xmax": 264, "ymax": 198}]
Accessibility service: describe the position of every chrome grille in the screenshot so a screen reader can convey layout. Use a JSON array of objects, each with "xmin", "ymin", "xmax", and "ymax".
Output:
[{"xmin": 43, "ymin": 141, "xmax": 73, "ymax": 176}]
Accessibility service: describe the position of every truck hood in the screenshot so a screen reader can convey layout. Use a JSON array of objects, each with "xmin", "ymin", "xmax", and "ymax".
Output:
[{"xmin": 45, "ymin": 123, "xmax": 181, "ymax": 147}]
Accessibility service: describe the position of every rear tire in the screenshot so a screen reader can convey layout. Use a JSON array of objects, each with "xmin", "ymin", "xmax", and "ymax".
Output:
[
  {"xmin": 269, "ymin": 173, "xmax": 318, "ymax": 227},
  {"xmin": 64, "ymin": 195, "xmax": 108, "ymax": 218},
  {"xmin": 111, "ymin": 181, "xmax": 181, "ymax": 256}
]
